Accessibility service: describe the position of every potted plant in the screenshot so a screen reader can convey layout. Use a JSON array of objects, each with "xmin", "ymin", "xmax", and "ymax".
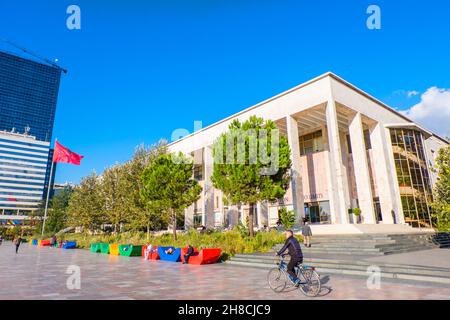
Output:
[{"xmin": 352, "ymin": 207, "xmax": 362, "ymax": 224}]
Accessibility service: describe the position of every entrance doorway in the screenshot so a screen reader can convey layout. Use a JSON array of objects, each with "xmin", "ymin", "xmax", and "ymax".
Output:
[
  {"xmin": 304, "ymin": 203, "xmax": 320, "ymax": 224},
  {"xmin": 373, "ymin": 198, "xmax": 382, "ymax": 223}
]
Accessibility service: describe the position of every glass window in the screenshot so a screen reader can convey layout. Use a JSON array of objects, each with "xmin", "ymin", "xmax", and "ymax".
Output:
[
  {"xmin": 193, "ymin": 164, "xmax": 203, "ymax": 181},
  {"xmin": 299, "ymin": 130, "xmax": 323, "ymax": 155},
  {"xmin": 193, "ymin": 214, "xmax": 202, "ymax": 228},
  {"xmin": 390, "ymin": 129, "xmax": 433, "ymax": 228}
]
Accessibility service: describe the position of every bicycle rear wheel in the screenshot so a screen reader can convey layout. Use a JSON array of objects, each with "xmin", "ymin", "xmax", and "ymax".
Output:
[
  {"xmin": 298, "ymin": 269, "xmax": 321, "ymax": 297},
  {"xmin": 267, "ymin": 268, "xmax": 287, "ymax": 293}
]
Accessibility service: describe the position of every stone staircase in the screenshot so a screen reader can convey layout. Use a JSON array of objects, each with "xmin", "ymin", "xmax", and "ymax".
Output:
[
  {"xmin": 226, "ymin": 232, "xmax": 450, "ymax": 284},
  {"xmin": 272, "ymin": 232, "xmax": 450, "ymax": 256}
]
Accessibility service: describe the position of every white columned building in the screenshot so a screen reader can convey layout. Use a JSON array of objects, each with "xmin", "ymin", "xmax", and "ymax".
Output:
[{"xmin": 168, "ymin": 72, "xmax": 448, "ymax": 234}]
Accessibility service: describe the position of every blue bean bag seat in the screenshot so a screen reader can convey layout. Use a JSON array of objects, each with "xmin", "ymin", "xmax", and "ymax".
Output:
[
  {"xmin": 157, "ymin": 246, "xmax": 181, "ymax": 262},
  {"xmin": 62, "ymin": 241, "xmax": 77, "ymax": 249},
  {"xmin": 32, "ymin": 239, "xmax": 38, "ymax": 246}
]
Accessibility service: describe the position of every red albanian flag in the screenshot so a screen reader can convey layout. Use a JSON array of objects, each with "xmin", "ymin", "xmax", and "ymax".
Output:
[{"xmin": 53, "ymin": 141, "xmax": 84, "ymax": 165}]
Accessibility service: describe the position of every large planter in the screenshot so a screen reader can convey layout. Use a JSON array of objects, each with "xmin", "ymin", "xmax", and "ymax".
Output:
[
  {"xmin": 90, "ymin": 242, "xmax": 101, "ymax": 253},
  {"xmin": 39, "ymin": 240, "xmax": 51, "ymax": 247},
  {"xmin": 119, "ymin": 244, "xmax": 143, "ymax": 257},
  {"xmin": 62, "ymin": 241, "xmax": 77, "ymax": 249},
  {"xmin": 109, "ymin": 244, "xmax": 120, "ymax": 256},
  {"xmin": 157, "ymin": 246, "xmax": 181, "ymax": 262},
  {"xmin": 181, "ymin": 248, "xmax": 222, "ymax": 265},
  {"xmin": 100, "ymin": 243, "xmax": 110, "ymax": 254},
  {"xmin": 142, "ymin": 245, "xmax": 160, "ymax": 260}
]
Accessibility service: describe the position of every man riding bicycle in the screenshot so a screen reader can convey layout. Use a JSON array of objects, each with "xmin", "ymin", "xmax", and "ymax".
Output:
[{"xmin": 276, "ymin": 230, "xmax": 303, "ymax": 286}]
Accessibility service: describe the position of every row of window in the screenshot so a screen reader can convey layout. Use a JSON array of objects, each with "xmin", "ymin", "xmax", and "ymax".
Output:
[{"xmin": 390, "ymin": 128, "xmax": 433, "ymax": 228}]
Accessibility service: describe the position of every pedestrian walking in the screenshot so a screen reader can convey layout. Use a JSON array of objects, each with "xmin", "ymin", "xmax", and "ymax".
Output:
[
  {"xmin": 302, "ymin": 221, "xmax": 312, "ymax": 248},
  {"xmin": 13, "ymin": 235, "xmax": 22, "ymax": 254}
]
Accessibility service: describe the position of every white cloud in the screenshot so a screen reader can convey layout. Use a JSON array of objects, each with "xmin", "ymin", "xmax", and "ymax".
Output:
[
  {"xmin": 407, "ymin": 90, "xmax": 419, "ymax": 98},
  {"xmin": 402, "ymin": 87, "xmax": 450, "ymax": 138}
]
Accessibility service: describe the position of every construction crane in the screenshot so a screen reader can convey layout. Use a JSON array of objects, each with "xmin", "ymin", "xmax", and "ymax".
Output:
[{"xmin": 0, "ymin": 38, "xmax": 67, "ymax": 74}]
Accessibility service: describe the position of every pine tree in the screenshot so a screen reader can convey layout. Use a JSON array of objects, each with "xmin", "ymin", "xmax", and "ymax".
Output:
[
  {"xmin": 140, "ymin": 153, "xmax": 202, "ymax": 240},
  {"xmin": 211, "ymin": 116, "xmax": 291, "ymax": 237}
]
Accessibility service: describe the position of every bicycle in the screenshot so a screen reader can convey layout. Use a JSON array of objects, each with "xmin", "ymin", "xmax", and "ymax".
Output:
[{"xmin": 267, "ymin": 254, "xmax": 321, "ymax": 297}]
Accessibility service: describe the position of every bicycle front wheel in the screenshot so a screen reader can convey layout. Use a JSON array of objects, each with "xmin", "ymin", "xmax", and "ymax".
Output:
[
  {"xmin": 298, "ymin": 269, "xmax": 321, "ymax": 297},
  {"xmin": 267, "ymin": 268, "xmax": 287, "ymax": 293}
]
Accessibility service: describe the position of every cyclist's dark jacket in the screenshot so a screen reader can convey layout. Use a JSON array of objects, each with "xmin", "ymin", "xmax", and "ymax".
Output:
[{"xmin": 277, "ymin": 235, "xmax": 303, "ymax": 258}]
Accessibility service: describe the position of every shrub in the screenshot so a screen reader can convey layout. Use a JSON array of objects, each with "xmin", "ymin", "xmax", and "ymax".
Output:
[{"xmin": 278, "ymin": 207, "xmax": 295, "ymax": 229}]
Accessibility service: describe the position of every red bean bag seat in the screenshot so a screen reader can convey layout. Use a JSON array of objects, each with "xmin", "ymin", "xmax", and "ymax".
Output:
[
  {"xmin": 181, "ymin": 247, "xmax": 199, "ymax": 263},
  {"xmin": 141, "ymin": 245, "xmax": 160, "ymax": 260},
  {"xmin": 40, "ymin": 240, "xmax": 51, "ymax": 246},
  {"xmin": 182, "ymin": 248, "xmax": 221, "ymax": 265}
]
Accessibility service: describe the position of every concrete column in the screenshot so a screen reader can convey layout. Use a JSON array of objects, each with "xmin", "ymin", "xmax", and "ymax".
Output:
[
  {"xmin": 369, "ymin": 123, "xmax": 404, "ymax": 224},
  {"xmin": 348, "ymin": 112, "xmax": 376, "ymax": 224},
  {"xmin": 256, "ymin": 202, "xmax": 262, "ymax": 229},
  {"xmin": 184, "ymin": 205, "xmax": 194, "ymax": 229},
  {"xmin": 286, "ymin": 115, "xmax": 305, "ymax": 224},
  {"xmin": 260, "ymin": 202, "xmax": 269, "ymax": 227},
  {"xmin": 203, "ymin": 145, "xmax": 215, "ymax": 228},
  {"xmin": 325, "ymin": 99, "xmax": 350, "ymax": 224}
]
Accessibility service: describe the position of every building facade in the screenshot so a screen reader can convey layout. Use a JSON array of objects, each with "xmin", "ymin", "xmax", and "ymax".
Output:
[
  {"xmin": 0, "ymin": 49, "xmax": 62, "ymax": 223},
  {"xmin": 0, "ymin": 130, "xmax": 51, "ymax": 224},
  {"xmin": 0, "ymin": 50, "xmax": 61, "ymax": 142},
  {"xmin": 168, "ymin": 73, "xmax": 448, "ymax": 231}
]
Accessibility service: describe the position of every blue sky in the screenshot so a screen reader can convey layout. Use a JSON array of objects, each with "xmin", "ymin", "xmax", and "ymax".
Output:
[{"xmin": 1, "ymin": 0, "xmax": 449, "ymax": 184}]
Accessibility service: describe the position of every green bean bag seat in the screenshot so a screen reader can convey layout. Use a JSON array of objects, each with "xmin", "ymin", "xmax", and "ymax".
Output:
[
  {"xmin": 90, "ymin": 242, "xmax": 101, "ymax": 253},
  {"xmin": 100, "ymin": 243, "xmax": 110, "ymax": 254},
  {"xmin": 119, "ymin": 244, "xmax": 143, "ymax": 257}
]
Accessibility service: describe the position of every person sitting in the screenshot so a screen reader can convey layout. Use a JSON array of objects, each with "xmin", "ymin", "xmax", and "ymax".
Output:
[
  {"xmin": 165, "ymin": 247, "xmax": 175, "ymax": 255},
  {"xmin": 183, "ymin": 244, "xmax": 195, "ymax": 264},
  {"xmin": 144, "ymin": 244, "xmax": 154, "ymax": 260}
]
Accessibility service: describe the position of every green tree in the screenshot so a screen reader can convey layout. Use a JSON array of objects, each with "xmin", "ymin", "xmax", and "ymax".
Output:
[
  {"xmin": 67, "ymin": 172, "xmax": 105, "ymax": 233},
  {"xmin": 43, "ymin": 187, "xmax": 73, "ymax": 234},
  {"xmin": 126, "ymin": 141, "xmax": 168, "ymax": 237},
  {"xmin": 100, "ymin": 164, "xmax": 132, "ymax": 233},
  {"xmin": 211, "ymin": 116, "xmax": 291, "ymax": 237},
  {"xmin": 140, "ymin": 153, "xmax": 202, "ymax": 240},
  {"xmin": 431, "ymin": 145, "xmax": 450, "ymax": 231}
]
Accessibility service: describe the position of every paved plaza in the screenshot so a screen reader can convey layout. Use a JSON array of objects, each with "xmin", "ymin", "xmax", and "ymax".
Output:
[{"xmin": 1, "ymin": 242, "xmax": 450, "ymax": 300}]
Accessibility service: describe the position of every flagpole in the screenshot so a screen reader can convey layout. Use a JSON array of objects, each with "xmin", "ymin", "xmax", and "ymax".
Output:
[{"xmin": 41, "ymin": 139, "xmax": 56, "ymax": 236}]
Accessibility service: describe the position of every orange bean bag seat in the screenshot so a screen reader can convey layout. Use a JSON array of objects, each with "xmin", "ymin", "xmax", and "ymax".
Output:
[
  {"xmin": 109, "ymin": 243, "xmax": 120, "ymax": 256},
  {"xmin": 141, "ymin": 245, "xmax": 160, "ymax": 260},
  {"xmin": 181, "ymin": 248, "xmax": 221, "ymax": 265}
]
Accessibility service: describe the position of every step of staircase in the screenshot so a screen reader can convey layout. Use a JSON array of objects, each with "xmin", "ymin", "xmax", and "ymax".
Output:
[{"xmin": 226, "ymin": 253, "xmax": 450, "ymax": 285}]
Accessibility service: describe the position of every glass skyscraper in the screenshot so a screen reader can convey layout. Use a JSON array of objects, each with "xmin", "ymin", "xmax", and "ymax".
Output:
[
  {"xmin": 0, "ymin": 50, "xmax": 62, "ymax": 142},
  {"xmin": 0, "ymin": 49, "xmax": 63, "ymax": 221}
]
